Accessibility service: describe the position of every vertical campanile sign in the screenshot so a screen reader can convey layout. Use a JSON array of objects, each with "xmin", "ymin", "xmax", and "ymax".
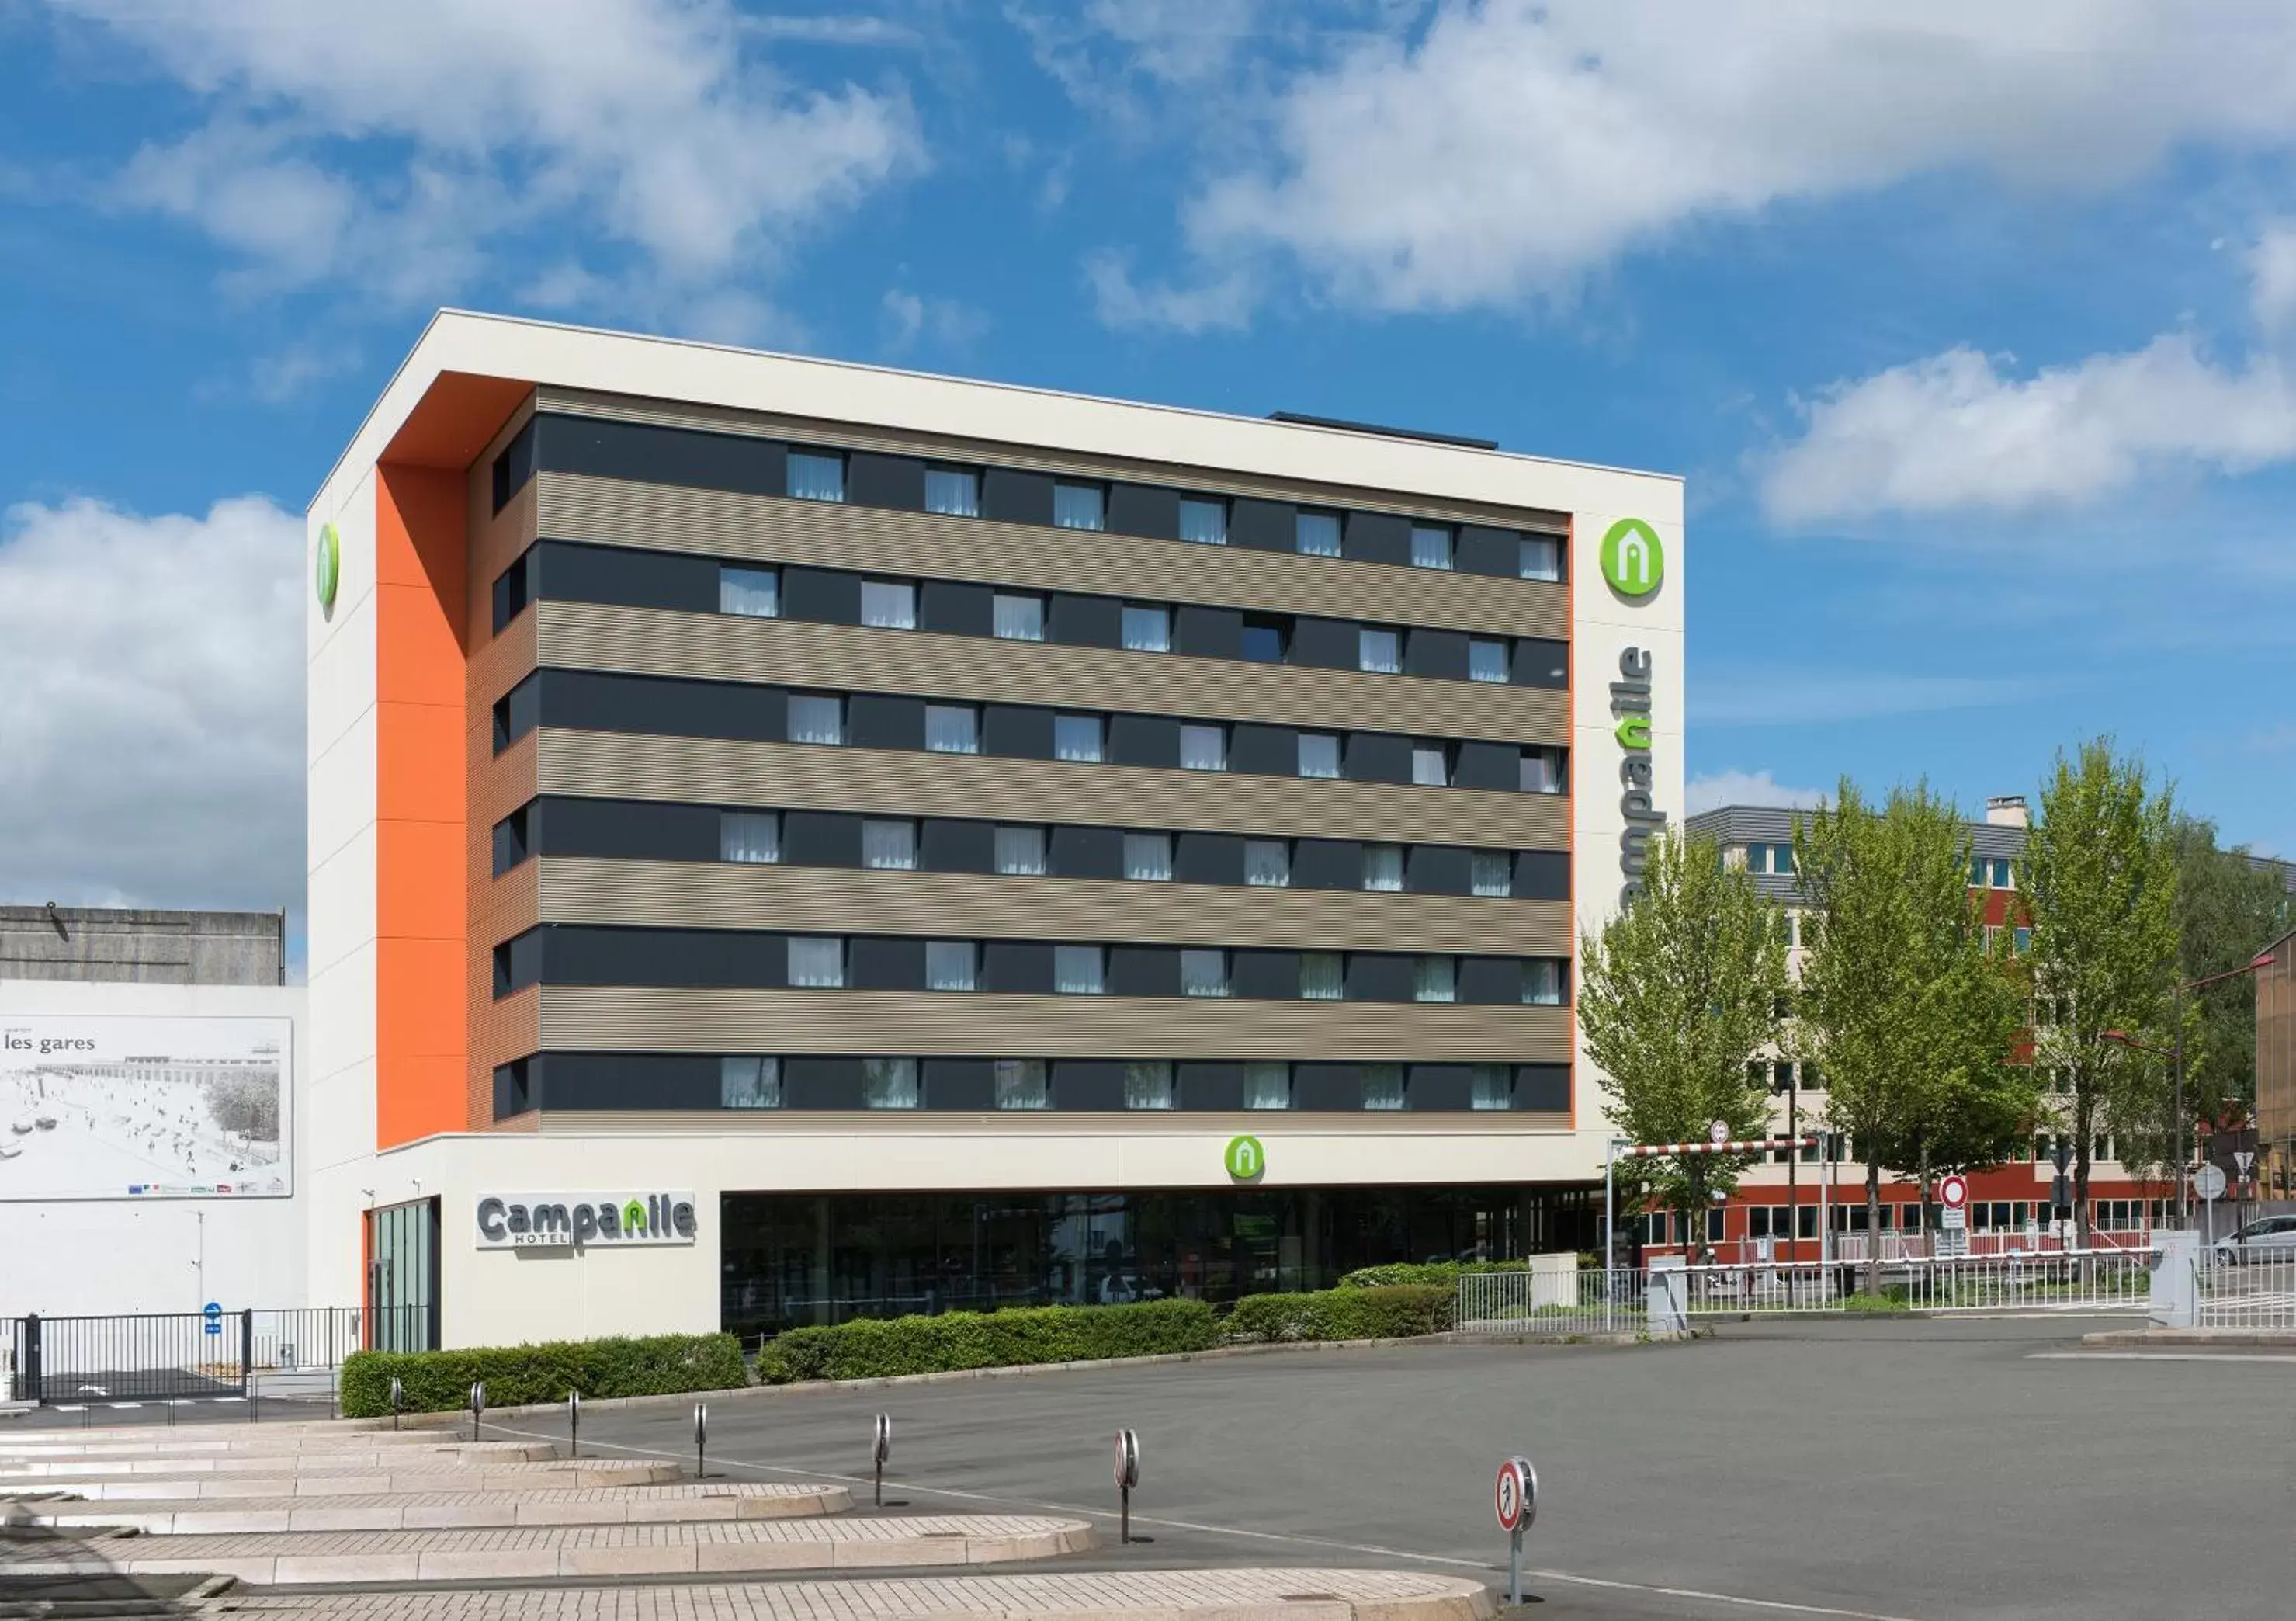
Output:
[{"xmin": 1599, "ymin": 519, "xmax": 1667, "ymax": 908}]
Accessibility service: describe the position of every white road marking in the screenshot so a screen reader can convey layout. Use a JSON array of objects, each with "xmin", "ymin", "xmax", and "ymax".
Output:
[
  {"xmin": 482, "ymin": 1419, "xmax": 1932, "ymax": 1621},
  {"xmin": 2030, "ymin": 1351, "xmax": 2296, "ymax": 1364}
]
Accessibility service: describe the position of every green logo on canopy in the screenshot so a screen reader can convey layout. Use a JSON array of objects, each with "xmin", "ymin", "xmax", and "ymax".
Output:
[
  {"xmin": 1599, "ymin": 518, "xmax": 1663, "ymax": 599},
  {"xmin": 315, "ymin": 522, "xmax": 342, "ymax": 616},
  {"xmin": 623, "ymin": 1199, "xmax": 647, "ymax": 1233},
  {"xmin": 1224, "ymin": 1135, "xmax": 1265, "ymax": 1180}
]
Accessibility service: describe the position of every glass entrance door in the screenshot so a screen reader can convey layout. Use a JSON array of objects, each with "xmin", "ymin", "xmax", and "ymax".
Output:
[{"xmin": 366, "ymin": 1197, "xmax": 439, "ymax": 1352}]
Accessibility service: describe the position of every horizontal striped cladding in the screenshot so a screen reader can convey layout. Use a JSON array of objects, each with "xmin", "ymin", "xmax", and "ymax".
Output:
[
  {"xmin": 534, "ymin": 987, "xmax": 1572, "ymax": 1062},
  {"xmin": 475, "ymin": 984, "xmax": 541, "ymax": 1076},
  {"xmin": 536, "ymin": 858, "xmax": 1569, "ymax": 955},
  {"xmin": 536, "ymin": 387, "xmax": 1571, "ymax": 536},
  {"xmin": 539, "ymin": 731, "xmax": 1570, "ymax": 849},
  {"xmin": 470, "ymin": 595, "xmax": 538, "ymax": 713},
  {"xmin": 536, "ymin": 601, "xmax": 1565, "ymax": 748},
  {"xmin": 536, "ymin": 473, "xmax": 1568, "ymax": 644},
  {"xmin": 537, "ymin": 1109, "xmax": 1571, "ymax": 1136}
]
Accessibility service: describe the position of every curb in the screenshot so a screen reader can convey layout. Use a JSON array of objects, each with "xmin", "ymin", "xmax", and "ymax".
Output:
[{"xmin": 2081, "ymin": 1327, "xmax": 2296, "ymax": 1347}]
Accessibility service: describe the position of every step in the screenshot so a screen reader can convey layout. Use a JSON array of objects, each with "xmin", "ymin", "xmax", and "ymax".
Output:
[
  {"xmin": 0, "ymin": 1442, "xmax": 554, "ymax": 1477},
  {"xmin": 8, "ymin": 1480, "xmax": 851, "ymax": 1532},
  {"xmin": 3, "ymin": 1458, "xmax": 679, "ymax": 1498},
  {"xmin": 0, "ymin": 1512, "xmax": 1095, "ymax": 1585},
  {"xmin": 99, "ymin": 1567, "xmax": 1497, "ymax": 1620}
]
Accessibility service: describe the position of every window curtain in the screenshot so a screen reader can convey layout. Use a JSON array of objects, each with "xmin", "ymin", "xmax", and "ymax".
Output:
[
  {"xmin": 788, "ymin": 936, "xmax": 845, "ymax": 988},
  {"xmin": 1181, "ymin": 949, "xmax": 1229, "ymax": 997},
  {"xmin": 1124, "ymin": 834, "xmax": 1173, "ymax": 881},
  {"xmin": 1470, "ymin": 852, "xmax": 1510, "ymax": 896},
  {"xmin": 1053, "ymin": 483, "xmax": 1105, "ymax": 529},
  {"xmin": 1361, "ymin": 1064, "xmax": 1406, "ymax": 1110},
  {"xmin": 1244, "ymin": 840, "xmax": 1290, "ymax": 887},
  {"xmin": 1522, "ymin": 959, "xmax": 1566, "ymax": 1005},
  {"xmin": 924, "ymin": 467, "xmax": 979, "ymax": 517},
  {"xmin": 995, "ymin": 826, "xmax": 1047, "ymax": 874},
  {"xmin": 720, "ymin": 811, "xmax": 781, "ymax": 864},
  {"xmin": 789, "ymin": 451, "xmax": 845, "ymax": 502},
  {"xmin": 1295, "ymin": 512, "xmax": 1341, "ymax": 556},
  {"xmin": 720, "ymin": 1056, "xmax": 782, "ymax": 1109},
  {"xmin": 1469, "ymin": 640, "xmax": 1508, "ymax": 683},
  {"xmin": 1359, "ymin": 630, "xmax": 1402, "ymax": 673},
  {"xmin": 789, "ymin": 696, "xmax": 843, "ymax": 745},
  {"xmin": 1122, "ymin": 605, "xmax": 1171, "ymax": 651},
  {"xmin": 719, "ymin": 565, "xmax": 779, "ymax": 618},
  {"xmin": 862, "ymin": 1057, "xmax": 919, "ymax": 1109},
  {"xmin": 1411, "ymin": 746, "xmax": 1449, "ymax": 786},
  {"xmin": 1410, "ymin": 526, "xmax": 1454, "ymax": 569},
  {"xmin": 925, "ymin": 941, "xmax": 976, "ymax": 991},
  {"xmin": 1472, "ymin": 1065, "xmax": 1514, "ymax": 1111},
  {"xmin": 1415, "ymin": 956, "xmax": 1457, "ymax": 1002},
  {"xmin": 1054, "ymin": 716, "xmax": 1103, "ymax": 762},
  {"xmin": 994, "ymin": 1059, "xmax": 1049, "ymax": 1110},
  {"xmin": 1299, "ymin": 953, "xmax": 1344, "ymax": 1000},
  {"xmin": 1243, "ymin": 1062, "xmax": 1290, "ymax": 1109},
  {"xmin": 924, "ymin": 705, "xmax": 979, "ymax": 754},
  {"xmin": 993, "ymin": 593, "xmax": 1044, "ymax": 640},
  {"xmin": 1055, "ymin": 945, "xmax": 1105, "ymax": 994},
  {"xmin": 1363, "ymin": 845, "xmax": 1404, "ymax": 891},
  {"xmin": 862, "ymin": 820, "xmax": 916, "ymax": 869},
  {"xmin": 1180, "ymin": 725, "xmax": 1226, "ymax": 771},
  {"xmin": 1519, "ymin": 534, "xmax": 1562, "ymax": 581},
  {"xmin": 1178, "ymin": 498, "xmax": 1227, "ymax": 545},
  {"xmin": 1124, "ymin": 1060, "xmax": 1176, "ymax": 1110},
  {"xmin": 1297, "ymin": 734, "xmax": 1340, "ymax": 778}
]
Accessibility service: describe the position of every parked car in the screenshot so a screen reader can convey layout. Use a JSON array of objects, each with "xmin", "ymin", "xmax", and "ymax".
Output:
[{"xmin": 2211, "ymin": 1214, "xmax": 2296, "ymax": 1266}]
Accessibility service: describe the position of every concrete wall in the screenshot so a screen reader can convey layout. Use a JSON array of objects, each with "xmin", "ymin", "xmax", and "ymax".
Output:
[
  {"xmin": 0, "ymin": 907, "xmax": 285, "ymax": 986},
  {"xmin": 0, "ymin": 979, "xmax": 310, "ymax": 1315}
]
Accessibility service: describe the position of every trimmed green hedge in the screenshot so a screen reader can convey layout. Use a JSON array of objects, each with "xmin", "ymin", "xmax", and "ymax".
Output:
[
  {"xmin": 1337, "ymin": 1260, "xmax": 1528, "ymax": 1290},
  {"xmin": 1225, "ymin": 1284, "xmax": 1452, "ymax": 1342},
  {"xmin": 341, "ymin": 1332, "xmax": 746, "ymax": 1418},
  {"xmin": 756, "ymin": 1299, "xmax": 1218, "ymax": 1383}
]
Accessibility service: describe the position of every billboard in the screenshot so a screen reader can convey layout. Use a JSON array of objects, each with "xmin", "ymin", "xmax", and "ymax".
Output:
[{"xmin": 0, "ymin": 1014, "xmax": 291, "ymax": 1200}]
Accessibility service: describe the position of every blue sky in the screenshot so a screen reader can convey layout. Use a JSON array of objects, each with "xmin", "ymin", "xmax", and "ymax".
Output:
[{"xmin": 3, "ymin": 1, "xmax": 2294, "ymax": 932}]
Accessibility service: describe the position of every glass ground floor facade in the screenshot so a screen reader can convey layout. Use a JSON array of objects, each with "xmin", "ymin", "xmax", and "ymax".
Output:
[{"xmin": 720, "ymin": 1183, "xmax": 1597, "ymax": 1338}]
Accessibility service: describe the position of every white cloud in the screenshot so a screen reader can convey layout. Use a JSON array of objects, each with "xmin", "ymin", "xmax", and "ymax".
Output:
[
  {"xmin": 1693, "ymin": 670, "xmax": 2047, "ymax": 727},
  {"xmin": 1108, "ymin": 0, "xmax": 2296, "ymax": 320},
  {"xmin": 1085, "ymin": 251, "xmax": 1255, "ymax": 334},
  {"xmin": 1685, "ymin": 771, "xmax": 1827, "ymax": 817},
  {"xmin": 879, "ymin": 288, "xmax": 990, "ymax": 353},
  {"xmin": 47, "ymin": 0, "xmax": 924, "ymax": 304},
  {"xmin": 2251, "ymin": 220, "xmax": 2296, "ymax": 331},
  {"xmin": 0, "ymin": 495, "xmax": 303, "ymax": 915},
  {"xmin": 1760, "ymin": 338, "xmax": 2296, "ymax": 522}
]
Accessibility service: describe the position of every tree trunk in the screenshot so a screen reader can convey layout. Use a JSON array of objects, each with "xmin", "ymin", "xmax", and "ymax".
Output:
[
  {"xmin": 1863, "ymin": 1155, "xmax": 1883, "ymax": 1296},
  {"xmin": 2073, "ymin": 1083, "xmax": 2095, "ymax": 1252}
]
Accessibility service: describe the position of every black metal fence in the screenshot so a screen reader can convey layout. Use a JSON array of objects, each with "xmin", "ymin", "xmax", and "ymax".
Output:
[{"xmin": 4, "ymin": 1307, "xmax": 366, "ymax": 1405}]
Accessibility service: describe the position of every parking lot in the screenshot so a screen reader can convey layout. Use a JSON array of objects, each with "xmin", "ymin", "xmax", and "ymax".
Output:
[{"xmin": 477, "ymin": 1316, "xmax": 2294, "ymax": 1621}]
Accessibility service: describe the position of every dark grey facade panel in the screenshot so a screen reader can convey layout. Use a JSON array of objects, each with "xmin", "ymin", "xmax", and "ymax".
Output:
[
  {"xmin": 491, "ymin": 806, "xmax": 531, "ymax": 876},
  {"xmin": 538, "ymin": 669, "xmax": 786, "ymax": 743},
  {"xmin": 1175, "ymin": 604, "xmax": 1243, "ymax": 659},
  {"xmin": 1176, "ymin": 831, "xmax": 1245, "ymax": 886},
  {"xmin": 535, "ymin": 796, "xmax": 717, "ymax": 863},
  {"xmin": 848, "ymin": 450, "xmax": 926, "ymax": 512},
  {"xmin": 1294, "ymin": 839, "xmax": 1362, "ymax": 890},
  {"xmin": 494, "ymin": 672, "xmax": 542, "ymax": 751},
  {"xmin": 1109, "ymin": 945, "xmax": 1181, "ymax": 998},
  {"xmin": 922, "ymin": 817, "xmax": 996, "ymax": 873},
  {"xmin": 1228, "ymin": 497, "xmax": 1295, "ymax": 551},
  {"xmin": 1407, "ymin": 845, "xmax": 1472, "ymax": 896},
  {"xmin": 1405, "ymin": 628, "xmax": 1469, "ymax": 682},
  {"xmin": 848, "ymin": 692, "xmax": 926, "ymax": 751},
  {"xmin": 1512, "ymin": 637, "xmax": 1568, "ymax": 689},
  {"xmin": 1292, "ymin": 1063, "xmax": 1361, "ymax": 1112},
  {"xmin": 1181, "ymin": 1060, "xmax": 1244, "ymax": 1111},
  {"xmin": 921, "ymin": 578, "xmax": 994, "ymax": 637},
  {"xmin": 983, "ymin": 940, "xmax": 1054, "ymax": 994},
  {"xmin": 782, "ymin": 564, "xmax": 861, "ymax": 625},
  {"xmin": 1346, "ymin": 952, "xmax": 1414, "ymax": 1003},
  {"xmin": 1410, "ymin": 1064, "xmax": 1473, "ymax": 1112},
  {"xmin": 1455, "ymin": 525, "xmax": 1517, "ymax": 578},
  {"xmin": 1345, "ymin": 732, "xmax": 1413, "ymax": 785},
  {"xmin": 1344, "ymin": 511, "xmax": 1411, "ymax": 566},
  {"xmin": 1233, "ymin": 948, "xmax": 1301, "ymax": 1001},
  {"xmin": 983, "ymin": 467, "xmax": 1054, "ymax": 526},
  {"xmin": 1053, "ymin": 1059, "xmax": 1127, "ymax": 1110},
  {"xmin": 1049, "ymin": 592, "xmax": 1122, "ymax": 648},
  {"xmin": 1516, "ymin": 1063, "xmax": 1570, "ymax": 1112},
  {"xmin": 1230, "ymin": 723, "xmax": 1297, "ymax": 776},
  {"xmin": 851, "ymin": 935, "xmax": 927, "ymax": 991},
  {"xmin": 1050, "ymin": 825, "xmax": 1124, "ymax": 880},
  {"xmin": 532, "ymin": 924, "xmax": 788, "ymax": 989},
  {"xmin": 1108, "ymin": 713, "xmax": 1181, "ymax": 769},
  {"xmin": 1514, "ymin": 850, "xmax": 1569, "ymax": 901},
  {"xmin": 1288, "ymin": 616, "xmax": 1358, "ymax": 670},
  {"xmin": 785, "ymin": 1056, "xmax": 865, "ymax": 1109},
  {"xmin": 536, "ymin": 413, "xmax": 786, "ymax": 498},
  {"xmin": 491, "ymin": 417, "xmax": 538, "ymax": 514},
  {"xmin": 984, "ymin": 703, "xmax": 1056, "ymax": 759},
  {"xmin": 531, "ymin": 1052, "xmax": 720, "ymax": 1111},
  {"xmin": 1458, "ymin": 956, "xmax": 1521, "ymax": 1005},
  {"xmin": 533, "ymin": 540, "xmax": 717, "ymax": 615},
  {"xmin": 1452, "ymin": 741, "xmax": 1519, "ymax": 793},
  {"xmin": 924, "ymin": 1057, "xmax": 994, "ymax": 1111},
  {"xmin": 1108, "ymin": 483, "xmax": 1179, "ymax": 540},
  {"xmin": 784, "ymin": 810, "xmax": 863, "ymax": 868}
]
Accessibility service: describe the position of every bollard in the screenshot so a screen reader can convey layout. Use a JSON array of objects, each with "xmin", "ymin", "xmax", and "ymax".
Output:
[
  {"xmin": 694, "ymin": 1401, "xmax": 709, "ymax": 1480},
  {"xmin": 1113, "ymin": 1428, "xmax": 1140, "ymax": 1545},
  {"xmin": 469, "ymin": 1380, "xmax": 486, "ymax": 1443},
  {"xmin": 389, "ymin": 1376, "xmax": 404, "ymax": 1432},
  {"xmin": 872, "ymin": 1413, "xmax": 892, "ymax": 1507},
  {"xmin": 568, "ymin": 1389, "xmax": 581, "ymax": 1459}
]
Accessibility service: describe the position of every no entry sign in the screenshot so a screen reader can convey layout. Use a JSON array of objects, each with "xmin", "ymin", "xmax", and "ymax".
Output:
[
  {"xmin": 1938, "ymin": 1174, "xmax": 1969, "ymax": 1211},
  {"xmin": 1494, "ymin": 1456, "xmax": 1536, "ymax": 1532}
]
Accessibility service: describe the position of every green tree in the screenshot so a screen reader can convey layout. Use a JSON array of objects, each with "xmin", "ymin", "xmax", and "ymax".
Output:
[
  {"xmin": 2023, "ymin": 740, "xmax": 2180, "ymax": 1246},
  {"xmin": 1580, "ymin": 828, "xmax": 1788, "ymax": 1262},
  {"xmin": 2169, "ymin": 816, "xmax": 2296, "ymax": 1123},
  {"xmin": 1792, "ymin": 780, "xmax": 2030, "ymax": 1290}
]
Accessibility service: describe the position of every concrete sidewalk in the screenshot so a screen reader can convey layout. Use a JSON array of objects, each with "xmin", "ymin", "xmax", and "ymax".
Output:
[{"xmin": 7, "ymin": 1479, "xmax": 851, "ymax": 1533}]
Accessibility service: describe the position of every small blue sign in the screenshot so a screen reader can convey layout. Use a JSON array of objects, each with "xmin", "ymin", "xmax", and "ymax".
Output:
[{"xmin": 203, "ymin": 1301, "xmax": 223, "ymax": 1337}]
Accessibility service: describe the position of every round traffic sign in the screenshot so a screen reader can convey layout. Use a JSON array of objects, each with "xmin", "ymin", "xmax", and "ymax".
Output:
[
  {"xmin": 873, "ymin": 1413, "xmax": 893, "ymax": 1465},
  {"xmin": 1937, "ymin": 1174, "xmax": 1969, "ymax": 1211},
  {"xmin": 1708, "ymin": 1119, "xmax": 1729, "ymax": 1147},
  {"xmin": 1114, "ymin": 1428, "xmax": 1140, "ymax": 1490},
  {"xmin": 1494, "ymin": 1456, "xmax": 1537, "ymax": 1532},
  {"xmin": 2195, "ymin": 1163, "xmax": 2228, "ymax": 1203}
]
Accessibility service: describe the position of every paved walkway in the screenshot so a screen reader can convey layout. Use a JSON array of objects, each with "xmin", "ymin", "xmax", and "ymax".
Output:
[
  {"xmin": 179, "ymin": 1567, "xmax": 1493, "ymax": 1620},
  {"xmin": 15, "ymin": 1457, "xmax": 680, "ymax": 1498},
  {"xmin": 0, "ymin": 1512, "xmax": 1094, "ymax": 1585},
  {"xmin": 9, "ymin": 1479, "xmax": 851, "ymax": 1532},
  {"xmin": 0, "ymin": 1441, "xmax": 555, "ymax": 1475},
  {"xmin": 0, "ymin": 1428, "xmax": 501, "ymax": 1456}
]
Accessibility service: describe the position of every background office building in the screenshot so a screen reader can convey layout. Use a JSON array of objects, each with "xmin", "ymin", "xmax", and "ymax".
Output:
[{"xmin": 307, "ymin": 312, "xmax": 1683, "ymax": 1348}]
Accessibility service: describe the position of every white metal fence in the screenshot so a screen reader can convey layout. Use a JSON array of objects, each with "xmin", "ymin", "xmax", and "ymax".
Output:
[
  {"xmin": 1455, "ymin": 1268, "xmax": 1648, "ymax": 1335},
  {"xmin": 2198, "ymin": 1252, "xmax": 2296, "ymax": 1328}
]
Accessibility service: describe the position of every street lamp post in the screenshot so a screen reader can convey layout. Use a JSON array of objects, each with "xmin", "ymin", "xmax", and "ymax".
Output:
[{"xmin": 2104, "ymin": 948, "xmax": 2278, "ymax": 1228}]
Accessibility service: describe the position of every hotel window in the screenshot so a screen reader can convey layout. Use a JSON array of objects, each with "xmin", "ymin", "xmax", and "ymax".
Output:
[
  {"xmin": 924, "ymin": 464, "xmax": 980, "ymax": 517},
  {"xmin": 1300, "ymin": 953, "xmax": 1344, "ymax": 1000},
  {"xmin": 1244, "ymin": 839, "xmax": 1291, "ymax": 887},
  {"xmin": 1410, "ymin": 742, "xmax": 1451, "ymax": 786},
  {"xmin": 1243, "ymin": 1061, "xmax": 1291, "ymax": 1110},
  {"xmin": 1297, "ymin": 731, "xmax": 1341, "ymax": 779},
  {"xmin": 1240, "ymin": 614, "xmax": 1288, "ymax": 663},
  {"xmin": 1468, "ymin": 639, "xmax": 1509, "ymax": 683},
  {"xmin": 1358, "ymin": 627, "xmax": 1403, "ymax": 674},
  {"xmin": 1523, "ymin": 959, "xmax": 1566, "ymax": 1005},
  {"xmin": 1295, "ymin": 509, "xmax": 1343, "ymax": 557},
  {"xmin": 994, "ymin": 824, "xmax": 1048, "ymax": 875},
  {"xmin": 1125, "ymin": 1060, "xmax": 1176, "ymax": 1111},
  {"xmin": 721, "ymin": 1056, "xmax": 782, "ymax": 1109},
  {"xmin": 1178, "ymin": 497, "xmax": 1228, "ymax": 546},
  {"xmin": 862, "ymin": 818, "xmax": 917, "ymax": 870},
  {"xmin": 788, "ymin": 935, "xmax": 845, "ymax": 988},
  {"xmin": 1054, "ymin": 713, "xmax": 1104, "ymax": 762},
  {"xmin": 1361, "ymin": 1064, "xmax": 1406, "ymax": 1111},
  {"xmin": 924, "ymin": 703, "xmax": 980, "ymax": 755},
  {"xmin": 1520, "ymin": 534, "xmax": 1563, "ymax": 581},
  {"xmin": 720, "ymin": 564, "xmax": 780, "ymax": 618},
  {"xmin": 1469, "ymin": 850, "xmax": 1511, "ymax": 897},
  {"xmin": 994, "ymin": 1058, "xmax": 1050, "ymax": 1111},
  {"xmin": 860, "ymin": 578, "xmax": 917, "ymax": 630},
  {"xmin": 1055, "ymin": 944, "xmax": 1105, "ymax": 995},
  {"xmin": 1521, "ymin": 748, "xmax": 1566, "ymax": 794},
  {"xmin": 1053, "ymin": 481, "xmax": 1106, "ymax": 530},
  {"xmin": 1180, "ymin": 724, "xmax": 1227, "ymax": 772},
  {"xmin": 1774, "ymin": 844, "xmax": 1797, "ymax": 876},
  {"xmin": 2013, "ymin": 926, "xmax": 2032, "ymax": 953},
  {"xmin": 720, "ymin": 810, "xmax": 781, "ymax": 864},
  {"xmin": 992, "ymin": 591, "xmax": 1046, "ymax": 641},
  {"xmin": 1410, "ymin": 524, "xmax": 1454, "ymax": 571},
  {"xmin": 1470, "ymin": 1064, "xmax": 1514, "ymax": 1111},
  {"xmin": 1124, "ymin": 832, "xmax": 1174, "ymax": 881},
  {"xmin": 1415, "ymin": 955, "xmax": 1458, "ymax": 1002},
  {"xmin": 788, "ymin": 450, "xmax": 845, "ymax": 502},
  {"xmin": 925, "ymin": 940, "xmax": 977, "ymax": 991},
  {"xmin": 1181, "ymin": 948, "xmax": 1230, "ymax": 998},
  {"xmin": 1122, "ymin": 603, "xmax": 1172, "ymax": 652},
  {"xmin": 1971, "ymin": 856, "xmax": 2013, "ymax": 888},
  {"xmin": 1363, "ymin": 844, "xmax": 1405, "ymax": 891},
  {"xmin": 863, "ymin": 1057, "xmax": 920, "ymax": 1109},
  {"xmin": 788, "ymin": 693, "xmax": 845, "ymax": 745}
]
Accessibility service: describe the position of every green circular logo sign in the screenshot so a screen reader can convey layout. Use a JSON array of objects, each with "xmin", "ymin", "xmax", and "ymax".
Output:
[
  {"xmin": 1224, "ymin": 1135, "xmax": 1266, "ymax": 1181},
  {"xmin": 315, "ymin": 522, "xmax": 342, "ymax": 616},
  {"xmin": 1599, "ymin": 518, "xmax": 1663, "ymax": 599}
]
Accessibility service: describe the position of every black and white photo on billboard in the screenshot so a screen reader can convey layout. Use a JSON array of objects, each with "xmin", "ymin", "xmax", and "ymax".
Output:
[{"xmin": 0, "ymin": 1014, "xmax": 290, "ymax": 1199}]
